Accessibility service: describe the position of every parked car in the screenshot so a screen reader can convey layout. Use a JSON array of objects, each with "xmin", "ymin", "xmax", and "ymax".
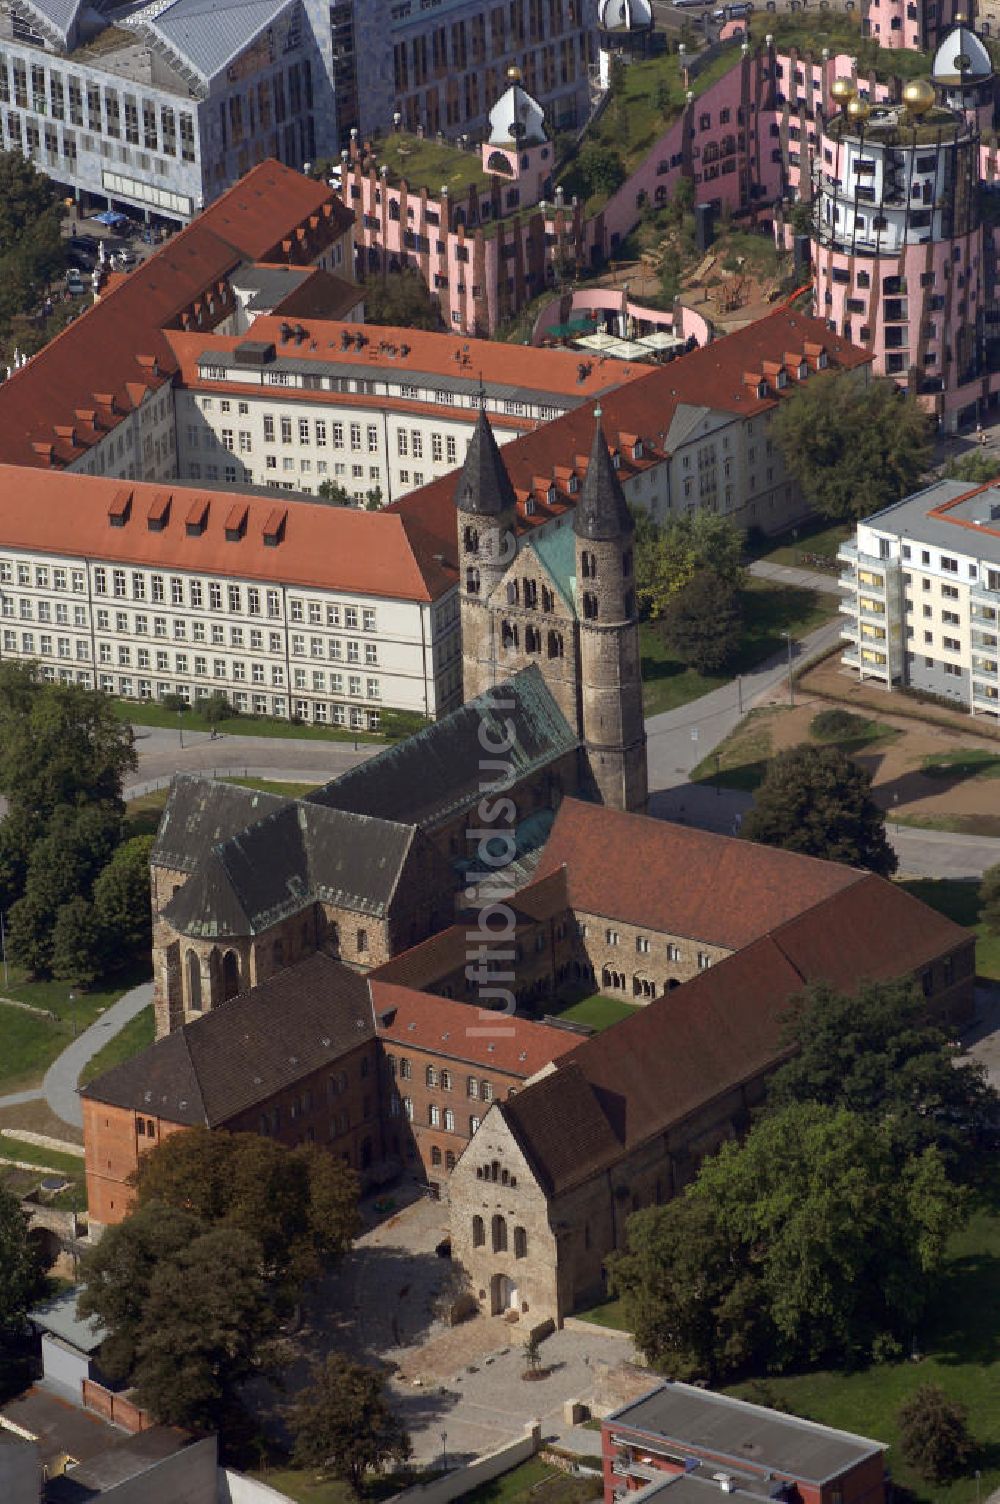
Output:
[
  {"xmin": 68, "ymin": 234, "xmax": 99, "ymax": 254},
  {"xmin": 67, "ymin": 247, "xmax": 96, "ymax": 272},
  {"xmin": 65, "ymin": 270, "xmax": 87, "ymax": 296},
  {"xmin": 712, "ymin": 1, "xmax": 751, "ymax": 16}
]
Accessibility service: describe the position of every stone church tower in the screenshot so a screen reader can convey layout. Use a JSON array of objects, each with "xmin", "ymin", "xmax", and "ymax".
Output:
[{"xmin": 454, "ymin": 406, "xmax": 647, "ymax": 813}]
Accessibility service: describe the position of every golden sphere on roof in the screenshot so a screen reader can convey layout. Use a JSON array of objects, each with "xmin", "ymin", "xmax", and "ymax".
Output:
[
  {"xmin": 507, "ymin": 64, "xmax": 523, "ymax": 82},
  {"xmin": 830, "ymin": 76, "xmax": 856, "ymax": 105},
  {"xmin": 846, "ymin": 95, "xmax": 871, "ymax": 121},
  {"xmin": 902, "ymin": 77, "xmax": 936, "ymax": 115}
]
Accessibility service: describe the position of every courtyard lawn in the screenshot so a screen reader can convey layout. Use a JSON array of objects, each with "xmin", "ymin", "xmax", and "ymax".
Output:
[
  {"xmin": 922, "ymin": 749, "xmax": 1000, "ymax": 781},
  {"xmin": 374, "ymin": 131, "xmax": 491, "ymax": 195},
  {"xmin": 78, "ymin": 1005, "xmax": 155, "ymax": 1088},
  {"xmin": 574, "ymin": 1295, "xmax": 632, "ymax": 1334},
  {"xmin": 248, "ymin": 1473, "xmax": 356, "ymax": 1504},
  {"xmin": 0, "ymin": 965, "xmax": 149, "ymax": 1096},
  {"xmin": 897, "ymin": 878, "xmax": 1000, "ymax": 984},
  {"xmin": 0, "ymin": 1135, "xmax": 87, "ymax": 1209},
  {"xmin": 125, "ymin": 777, "xmax": 319, "ymax": 840},
  {"xmin": 726, "ymin": 1191, "xmax": 1000, "ymax": 1504},
  {"xmin": 642, "ymin": 579, "xmax": 837, "ymax": 718},
  {"xmin": 112, "ymin": 697, "xmax": 380, "ymax": 744},
  {"xmin": 555, "ymin": 994, "xmax": 641, "ymax": 1032}
]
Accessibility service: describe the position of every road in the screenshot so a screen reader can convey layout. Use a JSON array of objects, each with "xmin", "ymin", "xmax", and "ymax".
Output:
[{"xmin": 126, "ymin": 723, "xmax": 377, "ymax": 796}]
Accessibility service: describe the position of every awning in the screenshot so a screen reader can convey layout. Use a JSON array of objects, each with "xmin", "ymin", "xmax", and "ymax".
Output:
[{"xmin": 91, "ymin": 209, "xmax": 130, "ymax": 227}]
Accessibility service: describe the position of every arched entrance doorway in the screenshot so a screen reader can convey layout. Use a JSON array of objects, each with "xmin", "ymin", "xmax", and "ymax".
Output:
[{"xmin": 490, "ymin": 1272, "xmax": 518, "ymax": 1315}]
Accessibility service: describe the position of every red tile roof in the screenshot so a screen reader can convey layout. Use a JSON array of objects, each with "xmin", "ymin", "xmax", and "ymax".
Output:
[
  {"xmin": 0, "ymin": 161, "xmax": 351, "ymax": 470},
  {"xmin": 534, "ymin": 798, "xmax": 865, "ymax": 950},
  {"xmin": 370, "ymin": 980, "xmax": 578, "ymax": 1076},
  {"xmin": 388, "ymin": 310, "xmax": 872, "ymax": 532},
  {"xmin": 0, "ymin": 467, "xmax": 456, "ymax": 602}
]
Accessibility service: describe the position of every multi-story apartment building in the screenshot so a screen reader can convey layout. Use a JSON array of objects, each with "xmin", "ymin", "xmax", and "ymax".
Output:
[
  {"xmin": 0, "ymin": 467, "xmax": 461, "ymax": 725},
  {"xmin": 165, "ymin": 315, "xmax": 647, "ymax": 502},
  {"xmin": 838, "ymin": 475, "xmax": 1000, "ymax": 718},
  {"xmin": 0, "ymin": 0, "xmax": 318, "ymax": 221}
]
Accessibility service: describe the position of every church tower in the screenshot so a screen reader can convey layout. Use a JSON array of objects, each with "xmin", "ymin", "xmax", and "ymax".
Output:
[
  {"xmin": 574, "ymin": 412, "xmax": 648, "ymax": 813},
  {"xmin": 455, "ymin": 410, "xmax": 518, "ymax": 703}
]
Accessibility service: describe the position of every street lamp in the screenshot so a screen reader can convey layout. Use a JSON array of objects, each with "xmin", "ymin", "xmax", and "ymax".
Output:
[
  {"xmin": 68, "ymin": 989, "xmax": 76, "ymax": 1039},
  {"xmin": 440, "ymin": 1432, "xmax": 448, "ymax": 1473},
  {"xmin": 783, "ymin": 630, "xmax": 794, "ymax": 707},
  {"xmin": 178, "ymin": 706, "xmax": 184, "ymax": 749}
]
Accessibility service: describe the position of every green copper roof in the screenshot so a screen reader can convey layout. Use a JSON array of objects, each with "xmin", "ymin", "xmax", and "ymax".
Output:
[{"xmin": 530, "ymin": 525, "xmax": 577, "ymax": 612}]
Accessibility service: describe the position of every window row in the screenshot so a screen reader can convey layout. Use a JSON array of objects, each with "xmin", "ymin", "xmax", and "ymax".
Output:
[
  {"xmin": 388, "ymin": 1056, "xmax": 494, "ymax": 1099},
  {"xmin": 471, "ymin": 1214, "xmax": 527, "ymax": 1256}
]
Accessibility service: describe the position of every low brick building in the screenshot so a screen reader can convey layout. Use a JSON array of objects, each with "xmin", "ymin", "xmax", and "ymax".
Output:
[{"xmin": 602, "ymin": 1382, "xmax": 887, "ymax": 1504}]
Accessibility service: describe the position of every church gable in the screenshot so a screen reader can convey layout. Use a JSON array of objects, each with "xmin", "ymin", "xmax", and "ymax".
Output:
[{"xmin": 485, "ymin": 528, "xmax": 577, "ymax": 623}]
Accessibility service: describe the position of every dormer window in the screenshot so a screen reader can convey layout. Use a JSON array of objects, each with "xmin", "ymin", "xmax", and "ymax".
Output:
[
  {"xmin": 757, "ymin": 381, "xmax": 768, "ymax": 398},
  {"xmin": 525, "ymin": 497, "xmax": 536, "ymax": 515},
  {"xmin": 185, "ymin": 498, "xmax": 209, "ymax": 537},
  {"xmin": 818, "ymin": 350, "xmax": 829, "ymax": 368},
  {"xmin": 108, "ymin": 490, "xmax": 132, "ymax": 528}
]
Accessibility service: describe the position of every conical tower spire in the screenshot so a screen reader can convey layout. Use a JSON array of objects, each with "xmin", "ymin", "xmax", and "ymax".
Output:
[
  {"xmin": 453, "ymin": 410, "xmax": 517, "ymax": 517},
  {"xmin": 573, "ymin": 406, "xmax": 634, "ymax": 541}
]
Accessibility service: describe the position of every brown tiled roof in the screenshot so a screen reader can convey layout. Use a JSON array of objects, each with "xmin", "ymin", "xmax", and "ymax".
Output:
[
  {"xmin": 769, "ymin": 873, "xmax": 970, "ymax": 986},
  {"xmin": 534, "ymin": 799, "xmax": 864, "ymax": 950},
  {"xmin": 0, "ymin": 161, "xmax": 350, "ymax": 470},
  {"xmin": 389, "ymin": 310, "xmax": 872, "ymax": 534},
  {"xmin": 371, "ymin": 980, "xmax": 578, "ymax": 1076},
  {"xmin": 501, "ymin": 1060, "xmax": 623, "ymax": 1195},
  {"xmin": 81, "ymin": 953, "xmax": 374, "ymax": 1125},
  {"xmin": 0, "ymin": 467, "xmax": 456, "ymax": 602},
  {"xmin": 269, "ymin": 269, "xmax": 365, "ymax": 321}
]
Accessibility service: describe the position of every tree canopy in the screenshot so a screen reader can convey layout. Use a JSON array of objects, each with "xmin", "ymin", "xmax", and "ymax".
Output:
[
  {"xmin": 611, "ymin": 1102, "xmax": 961, "ymax": 1380},
  {"xmin": 742, "ymin": 743, "xmax": 897, "ymax": 875},
  {"xmin": 0, "ymin": 151, "xmax": 66, "ymax": 331},
  {"xmin": 0, "ymin": 1184, "xmax": 46, "ymax": 1335},
  {"xmin": 981, "ymin": 862, "xmax": 1000, "ymax": 937},
  {"xmin": 659, "ymin": 568, "xmax": 744, "ymax": 675},
  {"xmin": 363, "ymin": 267, "xmax": 443, "ymax": 330},
  {"xmin": 897, "ymin": 1384, "xmax": 975, "ymax": 1483},
  {"xmin": 771, "ymin": 373, "xmax": 933, "ymax": 522},
  {"xmin": 285, "ymin": 1353, "xmax": 411, "ymax": 1490},
  {"xmin": 634, "ymin": 510, "xmax": 744, "ymax": 621},
  {"xmin": 768, "ymin": 978, "xmax": 996, "ymax": 1177},
  {"xmin": 131, "ymin": 1128, "xmax": 359, "ymax": 1295},
  {"xmin": 79, "ymin": 1132, "xmax": 360, "ymax": 1433}
]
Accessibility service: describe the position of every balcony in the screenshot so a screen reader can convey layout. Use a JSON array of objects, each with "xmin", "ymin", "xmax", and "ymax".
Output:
[
  {"xmin": 972, "ymin": 629, "xmax": 1000, "ymax": 649},
  {"xmin": 972, "ymin": 582, "xmax": 1000, "ymax": 612},
  {"xmin": 841, "ymin": 622, "xmax": 859, "ymax": 641}
]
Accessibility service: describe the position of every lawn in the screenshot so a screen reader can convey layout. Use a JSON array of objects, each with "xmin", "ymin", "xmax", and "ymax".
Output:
[
  {"xmin": 249, "ymin": 1471, "xmax": 356, "ymax": 1504},
  {"xmin": 465, "ymin": 1458, "xmax": 601, "ymax": 1503},
  {"xmin": 0, "ymin": 1134, "xmax": 87, "ymax": 1209},
  {"xmin": 113, "ymin": 698, "xmax": 380, "ymax": 744},
  {"xmin": 897, "ymin": 878, "xmax": 1000, "ymax": 985},
  {"xmin": 574, "ymin": 1295, "xmax": 632, "ymax": 1333},
  {"xmin": 690, "ymin": 707, "xmax": 899, "ymax": 792},
  {"xmin": 748, "ymin": 12, "xmax": 930, "ymax": 79},
  {"xmin": 642, "ymin": 579, "xmax": 836, "ymax": 718},
  {"xmin": 922, "ymin": 750, "xmax": 1000, "ymax": 781},
  {"xmin": 554, "ymin": 994, "xmax": 641, "ymax": 1032},
  {"xmin": 726, "ymin": 1191, "xmax": 1000, "ymax": 1504},
  {"xmin": 0, "ymin": 964, "xmax": 149, "ymax": 1095},
  {"xmin": 78, "ymin": 1005, "xmax": 155, "ymax": 1088},
  {"xmin": 748, "ymin": 519, "xmax": 852, "ymax": 571}
]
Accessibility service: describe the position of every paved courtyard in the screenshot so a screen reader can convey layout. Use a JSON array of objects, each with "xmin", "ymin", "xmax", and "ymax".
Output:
[{"xmin": 299, "ymin": 1190, "xmax": 638, "ymax": 1466}]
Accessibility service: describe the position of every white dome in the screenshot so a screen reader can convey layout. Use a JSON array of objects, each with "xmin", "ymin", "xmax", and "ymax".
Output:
[
  {"xmin": 931, "ymin": 24, "xmax": 993, "ymax": 85},
  {"xmin": 488, "ymin": 80, "xmax": 547, "ymax": 148},
  {"xmin": 598, "ymin": 0, "xmax": 653, "ymax": 30}
]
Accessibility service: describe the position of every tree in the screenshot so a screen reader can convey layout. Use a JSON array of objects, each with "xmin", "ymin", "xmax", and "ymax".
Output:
[
  {"xmin": 0, "ymin": 665, "xmax": 136, "ymax": 820},
  {"xmin": 634, "ymin": 511, "xmax": 744, "ymax": 621},
  {"xmin": 0, "ymin": 152, "xmax": 66, "ymax": 330},
  {"xmin": 523, "ymin": 1332, "xmax": 542, "ymax": 1373},
  {"xmin": 771, "ymin": 373, "xmax": 933, "ymax": 522},
  {"xmin": 943, "ymin": 450, "xmax": 1000, "ymax": 485},
  {"xmin": 613, "ymin": 1104, "xmax": 962, "ymax": 1379},
  {"xmin": 981, "ymin": 862, "xmax": 1000, "ymax": 936},
  {"xmin": 318, "ymin": 478, "xmax": 352, "ymax": 505},
  {"xmin": 897, "ymin": 1384, "xmax": 974, "ymax": 1483},
  {"xmin": 577, "ymin": 143, "xmax": 627, "ymax": 201},
  {"xmin": 92, "ymin": 835, "xmax": 155, "ymax": 970},
  {"xmin": 202, "ymin": 692, "xmax": 231, "ymax": 726},
  {"xmin": 768, "ymin": 978, "xmax": 998, "ymax": 1178},
  {"xmin": 286, "ymin": 1353, "xmax": 411, "ymax": 1491},
  {"xmin": 743, "ymin": 743, "xmax": 897, "ymax": 876},
  {"xmin": 8, "ymin": 802, "xmax": 124, "ymax": 977},
  {"xmin": 363, "ymin": 268, "xmax": 442, "ymax": 330},
  {"xmin": 610, "ymin": 1195, "xmax": 759, "ymax": 1382},
  {"xmin": 51, "ymin": 897, "xmax": 104, "ymax": 988},
  {"xmin": 132, "ymin": 1226, "xmax": 283, "ymax": 1431},
  {"xmin": 0, "ymin": 1184, "xmax": 45, "ymax": 1335},
  {"xmin": 132, "ymin": 1128, "xmax": 359, "ymax": 1296},
  {"xmin": 660, "ymin": 569, "xmax": 743, "ymax": 674}
]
